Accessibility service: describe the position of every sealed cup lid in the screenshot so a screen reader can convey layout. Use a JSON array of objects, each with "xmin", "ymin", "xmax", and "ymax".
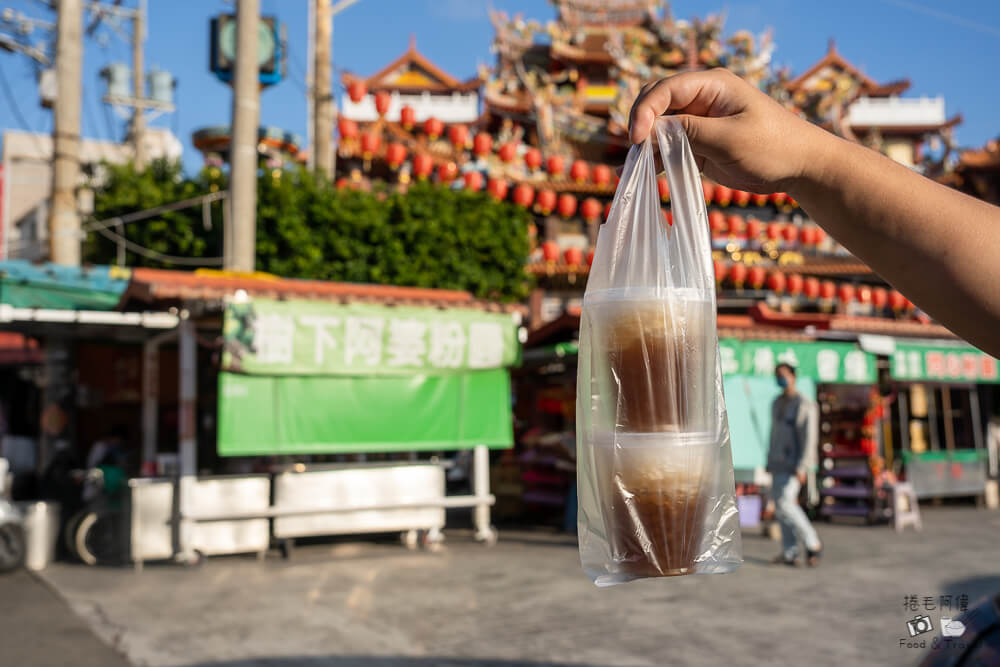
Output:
[{"xmin": 590, "ymin": 430, "xmax": 716, "ymax": 449}]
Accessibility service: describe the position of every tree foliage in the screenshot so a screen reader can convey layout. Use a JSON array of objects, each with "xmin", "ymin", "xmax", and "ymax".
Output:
[{"xmin": 86, "ymin": 161, "xmax": 532, "ymax": 301}]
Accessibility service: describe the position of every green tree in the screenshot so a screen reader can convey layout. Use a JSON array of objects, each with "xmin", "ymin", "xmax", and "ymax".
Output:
[{"xmin": 87, "ymin": 163, "xmax": 532, "ymax": 301}]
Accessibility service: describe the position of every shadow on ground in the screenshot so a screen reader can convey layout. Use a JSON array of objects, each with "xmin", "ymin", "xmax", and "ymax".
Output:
[{"xmin": 182, "ymin": 659, "xmax": 600, "ymax": 667}]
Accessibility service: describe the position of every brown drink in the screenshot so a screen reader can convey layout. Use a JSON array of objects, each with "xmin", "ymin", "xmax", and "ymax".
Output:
[{"xmin": 594, "ymin": 432, "xmax": 713, "ymax": 577}]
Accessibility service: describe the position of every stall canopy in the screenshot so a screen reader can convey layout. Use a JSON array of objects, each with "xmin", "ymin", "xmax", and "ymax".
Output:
[
  {"xmin": 218, "ymin": 297, "xmax": 521, "ymax": 456},
  {"xmin": 0, "ymin": 260, "xmax": 130, "ymax": 310}
]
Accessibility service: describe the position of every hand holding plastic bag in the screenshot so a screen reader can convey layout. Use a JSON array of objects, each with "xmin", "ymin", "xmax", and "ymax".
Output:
[{"xmin": 576, "ymin": 117, "xmax": 743, "ymax": 586}]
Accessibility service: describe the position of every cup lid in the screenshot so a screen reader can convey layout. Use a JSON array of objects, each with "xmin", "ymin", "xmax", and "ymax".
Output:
[{"xmin": 588, "ymin": 430, "xmax": 716, "ymax": 449}]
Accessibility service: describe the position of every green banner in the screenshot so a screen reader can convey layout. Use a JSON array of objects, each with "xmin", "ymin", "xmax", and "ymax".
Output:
[
  {"xmin": 218, "ymin": 369, "xmax": 514, "ymax": 456},
  {"xmin": 891, "ymin": 343, "xmax": 999, "ymax": 383},
  {"xmin": 719, "ymin": 339, "xmax": 876, "ymax": 384},
  {"xmin": 223, "ymin": 298, "xmax": 520, "ymax": 376}
]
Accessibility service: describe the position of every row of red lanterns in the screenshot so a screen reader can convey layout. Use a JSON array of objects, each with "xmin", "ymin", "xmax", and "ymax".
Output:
[
  {"xmin": 540, "ymin": 241, "xmax": 594, "ymax": 268},
  {"xmin": 712, "ymin": 262, "xmax": 913, "ymax": 308},
  {"xmin": 708, "ymin": 212, "xmax": 826, "ymax": 245}
]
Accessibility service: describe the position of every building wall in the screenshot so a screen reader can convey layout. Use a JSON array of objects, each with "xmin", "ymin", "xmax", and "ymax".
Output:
[
  {"xmin": 341, "ymin": 90, "xmax": 480, "ymax": 124},
  {"xmin": 0, "ymin": 128, "xmax": 183, "ymax": 260},
  {"xmin": 885, "ymin": 138, "xmax": 916, "ymax": 167}
]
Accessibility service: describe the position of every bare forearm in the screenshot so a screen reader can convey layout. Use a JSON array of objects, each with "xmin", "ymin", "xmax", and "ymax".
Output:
[{"xmin": 791, "ymin": 131, "xmax": 1000, "ymax": 355}]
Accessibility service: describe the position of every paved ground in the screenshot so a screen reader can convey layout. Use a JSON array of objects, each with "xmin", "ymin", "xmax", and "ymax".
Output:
[
  {"xmin": 0, "ymin": 568, "xmax": 131, "ymax": 667},
  {"xmin": 33, "ymin": 507, "xmax": 1000, "ymax": 667}
]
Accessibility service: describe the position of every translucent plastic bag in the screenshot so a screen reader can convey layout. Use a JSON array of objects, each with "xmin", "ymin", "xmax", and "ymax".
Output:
[{"xmin": 576, "ymin": 117, "xmax": 743, "ymax": 586}]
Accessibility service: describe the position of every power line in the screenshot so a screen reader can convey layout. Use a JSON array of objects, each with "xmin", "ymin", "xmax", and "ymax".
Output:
[
  {"xmin": 877, "ymin": 0, "xmax": 1000, "ymax": 38},
  {"xmin": 92, "ymin": 224, "xmax": 225, "ymax": 266},
  {"xmin": 0, "ymin": 60, "xmax": 38, "ymax": 133}
]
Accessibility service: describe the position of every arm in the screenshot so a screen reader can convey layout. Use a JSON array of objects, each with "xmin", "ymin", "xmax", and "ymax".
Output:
[
  {"xmin": 629, "ymin": 69, "xmax": 1000, "ymax": 355},
  {"xmin": 795, "ymin": 400, "xmax": 819, "ymax": 479}
]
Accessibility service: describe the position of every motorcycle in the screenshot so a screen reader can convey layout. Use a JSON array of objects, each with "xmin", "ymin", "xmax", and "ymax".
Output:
[{"xmin": 0, "ymin": 458, "xmax": 26, "ymax": 573}]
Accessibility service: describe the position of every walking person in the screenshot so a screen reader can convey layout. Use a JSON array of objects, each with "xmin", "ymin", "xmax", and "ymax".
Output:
[{"xmin": 767, "ymin": 363, "xmax": 822, "ymax": 566}]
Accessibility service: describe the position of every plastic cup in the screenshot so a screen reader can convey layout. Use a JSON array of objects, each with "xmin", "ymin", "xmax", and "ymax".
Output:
[
  {"xmin": 584, "ymin": 290, "xmax": 714, "ymax": 433},
  {"xmin": 592, "ymin": 431, "xmax": 715, "ymax": 577}
]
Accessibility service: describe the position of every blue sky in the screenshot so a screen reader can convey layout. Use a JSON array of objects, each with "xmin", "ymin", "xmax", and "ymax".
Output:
[{"xmin": 1, "ymin": 0, "xmax": 999, "ymax": 175}]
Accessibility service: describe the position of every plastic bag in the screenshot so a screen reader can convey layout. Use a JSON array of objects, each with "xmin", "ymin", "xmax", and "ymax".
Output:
[{"xmin": 576, "ymin": 117, "xmax": 743, "ymax": 586}]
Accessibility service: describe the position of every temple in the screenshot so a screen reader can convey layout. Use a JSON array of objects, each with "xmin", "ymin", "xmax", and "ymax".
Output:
[{"xmin": 321, "ymin": 0, "xmax": 994, "ymax": 519}]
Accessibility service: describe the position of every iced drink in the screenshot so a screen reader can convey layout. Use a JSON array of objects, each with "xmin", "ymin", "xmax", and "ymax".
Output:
[
  {"xmin": 594, "ymin": 432, "xmax": 713, "ymax": 577},
  {"xmin": 586, "ymin": 292, "xmax": 714, "ymax": 433}
]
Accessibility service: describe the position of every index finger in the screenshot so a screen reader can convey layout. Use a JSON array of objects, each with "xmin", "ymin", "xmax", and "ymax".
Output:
[{"xmin": 628, "ymin": 69, "xmax": 741, "ymax": 144}]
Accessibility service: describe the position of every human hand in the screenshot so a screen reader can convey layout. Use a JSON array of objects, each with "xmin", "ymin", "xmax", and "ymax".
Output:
[
  {"xmin": 628, "ymin": 69, "xmax": 829, "ymax": 194},
  {"xmin": 796, "ymin": 471, "xmax": 807, "ymax": 486}
]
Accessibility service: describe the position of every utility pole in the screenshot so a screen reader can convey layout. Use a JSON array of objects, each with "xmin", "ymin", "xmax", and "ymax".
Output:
[
  {"xmin": 48, "ymin": 0, "xmax": 83, "ymax": 266},
  {"xmin": 311, "ymin": 0, "xmax": 360, "ymax": 178},
  {"xmin": 312, "ymin": 0, "xmax": 331, "ymax": 176},
  {"xmin": 131, "ymin": 0, "xmax": 145, "ymax": 168},
  {"xmin": 228, "ymin": 0, "xmax": 259, "ymax": 273}
]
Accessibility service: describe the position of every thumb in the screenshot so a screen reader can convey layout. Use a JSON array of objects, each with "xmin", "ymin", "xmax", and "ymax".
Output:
[{"xmin": 671, "ymin": 113, "xmax": 730, "ymax": 162}]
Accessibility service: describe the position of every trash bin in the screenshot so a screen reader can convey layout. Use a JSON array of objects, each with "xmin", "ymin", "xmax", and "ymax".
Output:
[{"xmin": 17, "ymin": 501, "xmax": 60, "ymax": 571}]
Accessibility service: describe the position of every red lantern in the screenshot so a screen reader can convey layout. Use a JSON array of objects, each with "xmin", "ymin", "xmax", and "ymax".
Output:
[
  {"xmin": 537, "ymin": 188, "xmax": 557, "ymax": 214},
  {"xmin": 486, "ymin": 178, "xmax": 508, "ymax": 201},
  {"xmin": 347, "ymin": 79, "xmax": 366, "ymax": 103},
  {"xmin": 586, "ymin": 248, "xmax": 595, "ymax": 267},
  {"xmin": 473, "ymin": 133, "xmax": 492, "ymax": 157},
  {"xmin": 748, "ymin": 265, "xmax": 766, "ymax": 289},
  {"xmin": 335, "ymin": 177, "xmax": 349, "ymax": 189},
  {"xmin": 448, "ymin": 124, "xmax": 468, "ymax": 150},
  {"xmin": 702, "ymin": 180, "xmax": 715, "ymax": 205},
  {"xmin": 581, "ymin": 197, "xmax": 602, "ymax": 221},
  {"xmin": 804, "ymin": 277, "xmax": 821, "ymax": 299},
  {"xmin": 788, "ymin": 197, "xmax": 799, "ymax": 208},
  {"xmin": 871, "ymin": 287, "xmax": 888, "ymax": 309},
  {"xmin": 799, "ymin": 226, "xmax": 818, "ymax": 246},
  {"xmin": 767, "ymin": 271, "xmax": 787, "ymax": 293},
  {"xmin": 820, "ymin": 280, "xmax": 836, "ymax": 300},
  {"xmin": 603, "ymin": 202, "xmax": 612, "ymax": 220},
  {"xmin": 463, "ymin": 171, "xmax": 483, "ymax": 191},
  {"xmin": 770, "ymin": 192, "xmax": 788, "ymax": 207},
  {"xmin": 727, "ymin": 215, "xmax": 745, "ymax": 237},
  {"xmin": 524, "ymin": 148, "xmax": 542, "ymax": 171},
  {"xmin": 766, "ymin": 222, "xmax": 782, "ymax": 241},
  {"xmin": 733, "ymin": 189, "xmax": 752, "ymax": 207},
  {"xmin": 570, "ymin": 160, "xmax": 590, "ymax": 183},
  {"xmin": 360, "ymin": 132, "xmax": 381, "ymax": 158},
  {"xmin": 374, "ymin": 90, "xmax": 391, "ymax": 116},
  {"xmin": 838, "ymin": 283, "xmax": 856, "ymax": 304},
  {"xmin": 541, "ymin": 240, "xmax": 559, "ymax": 263},
  {"xmin": 564, "ymin": 247, "xmax": 584, "ymax": 266},
  {"xmin": 437, "ymin": 161, "xmax": 458, "ymax": 183},
  {"xmin": 547, "ymin": 154, "xmax": 565, "ymax": 177},
  {"xmin": 385, "ymin": 142, "xmax": 407, "ymax": 169},
  {"xmin": 751, "ymin": 193, "xmax": 769, "ymax": 207},
  {"xmin": 714, "ymin": 185, "xmax": 733, "ymax": 206},
  {"xmin": 557, "ymin": 193, "xmax": 577, "ymax": 218},
  {"xmin": 714, "ymin": 260, "xmax": 727, "ymax": 283},
  {"xmin": 498, "ymin": 142, "xmax": 517, "ymax": 163},
  {"xmin": 423, "ymin": 117, "xmax": 443, "ymax": 139},
  {"xmin": 781, "ymin": 224, "xmax": 798, "ymax": 243},
  {"xmin": 787, "ymin": 273, "xmax": 804, "ymax": 295},
  {"xmin": 400, "ymin": 105, "xmax": 416, "ymax": 130},
  {"xmin": 592, "ymin": 164, "xmax": 612, "ymax": 187},
  {"xmin": 746, "ymin": 218, "xmax": 763, "ymax": 240},
  {"xmin": 729, "ymin": 263, "xmax": 748, "ymax": 286},
  {"xmin": 338, "ymin": 117, "xmax": 358, "ymax": 139},
  {"xmin": 412, "ymin": 153, "xmax": 433, "ymax": 179},
  {"xmin": 889, "ymin": 290, "xmax": 907, "ymax": 311},
  {"xmin": 709, "ymin": 210, "xmax": 726, "ymax": 235},
  {"xmin": 658, "ymin": 176, "xmax": 670, "ymax": 201},
  {"xmin": 814, "ymin": 227, "xmax": 827, "ymax": 245},
  {"xmin": 512, "ymin": 183, "xmax": 534, "ymax": 207},
  {"xmin": 858, "ymin": 285, "xmax": 873, "ymax": 304}
]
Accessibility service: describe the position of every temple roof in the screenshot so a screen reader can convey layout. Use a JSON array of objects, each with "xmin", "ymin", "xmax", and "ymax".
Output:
[
  {"xmin": 555, "ymin": 0, "xmax": 661, "ymax": 27},
  {"xmin": 341, "ymin": 36, "xmax": 480, "ymax": 93},
  {"xmin": 786, "ymin": 40, "xmax": 911, "ymax": 97}
]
